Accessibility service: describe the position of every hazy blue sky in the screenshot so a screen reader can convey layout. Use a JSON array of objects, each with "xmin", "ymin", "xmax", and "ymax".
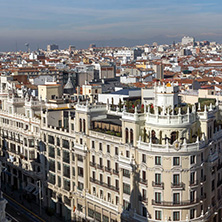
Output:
[{"xmin": 0, "ymin": 0, "xmax": 222, "ymax": 51}]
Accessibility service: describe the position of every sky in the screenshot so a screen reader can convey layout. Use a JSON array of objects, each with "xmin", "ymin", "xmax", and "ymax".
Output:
[{"xmin": 0, "ymin": 0, "xmax": 222, "ymax": 51}]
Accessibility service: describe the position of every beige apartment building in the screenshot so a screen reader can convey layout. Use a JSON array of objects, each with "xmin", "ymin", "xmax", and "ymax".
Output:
[{"xmin": 0, "ymin": 79, "xmax": 222, "ymax": 222}]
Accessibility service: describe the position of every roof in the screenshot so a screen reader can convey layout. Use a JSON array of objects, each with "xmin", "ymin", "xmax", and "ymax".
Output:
[{"xmin": 110, "ymin": 88, "xmax": 140, "ymax": 95}]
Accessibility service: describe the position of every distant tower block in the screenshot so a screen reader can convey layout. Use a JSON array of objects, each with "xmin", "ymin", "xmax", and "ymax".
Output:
[
  {"xmin": 47, "ymin": 44, "xmax": 59, "ymax": 51},
  {"xmin": 89, "ymin": 43, "xmax": 96, "ymax": 48}
]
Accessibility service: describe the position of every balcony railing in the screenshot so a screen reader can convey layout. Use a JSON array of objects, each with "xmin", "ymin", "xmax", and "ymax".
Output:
[
  {"xmin": 152, "ymin": 181, "xmax": 164, "ymax": 189},
  {"xmin": 97, "ymin": 164, "xmax": 104, "ymax": 170},
  {"xmin": 171, "ymin": 182, "xmax": 185, "ymax": 189},
  {"xmin": 90, "ymin": 177, "xmax": 119, "ymax": 192},
  {"xmin": 152, "ymin": 198, "xmax": 199, "ymax": 206},
  {"xmin": 90, "ymin": 162, "xmax": 96, "ymax": 167},
  {"xmin": 139, "ymin": 178, "xmax": 148, "ymax": 185},
  {"xmin": 113, "ymin": 169, "xmax": 119, "ymax": 175},
  {"xmin": 200, "ymin": 175, "xmax": 206, "ymax": 183},
  {"xmin": 189, "ymin": 180, "xmax": 198, "ymax": 186},
  {"xmin": 105, "ymin": 167, "xmax": 112, "ymax": 172},
  {"xmin": 200, "ymin": 193, "xmax": 206, "ymax": 200}
]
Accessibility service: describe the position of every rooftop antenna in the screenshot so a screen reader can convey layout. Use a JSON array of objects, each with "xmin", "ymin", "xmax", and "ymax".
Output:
[{"xmin": 25, "ymin": 43, "xmax": 30, "ymax": 53}]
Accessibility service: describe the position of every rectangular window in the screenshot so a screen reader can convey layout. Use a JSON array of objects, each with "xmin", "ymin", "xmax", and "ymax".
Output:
[
  {"xmin": 155, "ymin": 210, "xmax": 162, "ymax": 220},
  {"xmin": 123, "ymin": 183, "xmax": 130, "ymax": 195},
  {"xmin": 155, "ymin": 192, "xmax": 161, "ymax": 203},
  {"xmin": 155, "ymin": 156, "xmax": 161, "ymax": 165},
  {"xmin": 190, "ymin": 190, "xmax": 195, "ymax": 202},
  {"xmin": 173, "ymin": 193, "xmax": 180, "ymax": 204},
  {"xmin": 173, "ymin": 157, "xmax": 180, "ymax": 166},
  {"xmin": 190, "ymin": 155, "xmax": 195, "ymax": 164},
  {"xmin": 78, "ymin": 167, "xmax": 83, "ymax": 177},
  {"xmin": 115, "ymin": 147, "xmax": 118, "ymax": 155},
  {"xmin": 99, "ymin": 143, "xmax": 102, "ymax": 151},
  {"xmin": 173, "ymin": 174, "xmax": 180, "ymax": 185},
  {"xmin": 126, "ymin": 150, "xmax": 129, "ymax": 158},
  {"xmin": 92, "ymin": 141, "xmax": 95, "ymax": 149},
  {"xmin": 190, "ymin": 172, "xmax": 195, "ymax": 184},
  {"xmin": 142, "ymin": 154, "xmax": 146, "ymax": 163},
  {"xmin": 123, "ymin": 169, "xmax": 130, "ymax": 178},
  {"xmin": 190, "ymin": 209, "xmax": 195, "ymax": 219},
  {"xmin": 155, "ymin": 173, "xmax": 161, "ymax": 184},
  {"xmin": 107, "ymin": 145, "xmax": 110, "ymax": 153},
  {"xmin": 173, "ymin": 212, "xmax": 180, "ymax": 221}
]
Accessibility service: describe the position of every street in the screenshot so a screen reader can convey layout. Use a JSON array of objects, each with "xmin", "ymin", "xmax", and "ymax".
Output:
[{"xmin": 4, "ymin": 192, "xmax": 45, "ymax": 222}]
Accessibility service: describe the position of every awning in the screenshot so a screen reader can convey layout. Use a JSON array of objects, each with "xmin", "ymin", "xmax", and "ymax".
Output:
[{"xmin": 24, "ymin": 184, "xmax": 35, "ymax": 193}]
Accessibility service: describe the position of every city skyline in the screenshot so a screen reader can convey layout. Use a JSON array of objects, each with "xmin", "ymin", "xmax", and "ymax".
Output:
[{"xmin": 0, "ymin": 0, "xmax": 222, "ymax": 51}]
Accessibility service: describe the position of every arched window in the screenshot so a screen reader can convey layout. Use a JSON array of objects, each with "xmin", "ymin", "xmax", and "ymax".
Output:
[
  {"xmin": 170, "ymin": 131, "xmax": 177, "ymax": 144},
  {"xmin": 83, "ymin": 119, "xmax": 86, "ymax": 133},
  {"xmin": 130, "ymin": 129, "xmax": 133, "ymax": 144},
  {"xmin": 125, "ymin": 128, "xmax": 129, "ymax": 143},
  {"xmin": 151, "ymin": 130, "xmax": 157, "ymax": 144},
  {"xmin": 79, "ymin": 118, "xmax": 82, "ymax": 132}
]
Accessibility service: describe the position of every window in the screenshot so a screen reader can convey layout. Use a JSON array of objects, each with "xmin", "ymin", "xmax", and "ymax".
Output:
[
  {"xmin": 155, "ymin": 210, "xmax": 162, "ymax": 220},
  {"xmin": 142, "ymin": 171, "xmax": 146, "ymax": 180},
  {"xmin": 130, "ymin": 129, "xmax": 133, "ymax": 144},
  {"xmin": 190, "ymin": 155, "xmax": 195, "ymax": 164},
  {"xmin": 142, "ymin": 207, "xmax": 147, "ymax": 217},
  {"xmin": 78, "ymin": 167, "xmax": 83, "ymax": 177},
  {"xmin": 56, "ymin": 137, "xmax": 60, "ymax": 146},
  {"xmin": 123, "ymin": 183, "xmax": 130, "ymax": 195},
  {"xmin": 190, "ymin": 190, "xmax": 195, "ymax": 202},
  {"xmin": 92, "ymin": 141, "xmax": 95, "ymax": 149},
  {"xmin": 190, "ymin": 209, "xmax": 195, "ymax": 219},
  {"xmin": 107, "ymin": 145, "xmax": 110, "ymax": 153},
  {"xmin": 115, "ymin": 179, "xmax": 119, "ymax": 189},
  {"xmin": 201, "ymin": 152, "xmax": 204, "ymax": 162},
  {"xmin": 173, "ymin": 157, "xmax": 180, "ymax": 166},
  {"xmin": 212, "ymin": 179, "xmax": 215, "ymax": 191},
  {"xmin": 57, "ymin": 162, "xmax": 61, "ymax": 171},
  {"xmin": 126, "ymin": 150, "xmax": 129, "ymax": 158},
  {"xmin": 155, "ymin": 156, "xmax": 161, "ymax": 165},
  {"xmin": 107, "ymin": 176, "xmax": 111, "ymax": 186},
  {"xmin": 99, "ymin": 143, "xmax": 102, "ymax": 151},
  {"xmin": 100, "ymin": 174, "xmax": 103, "ymax": 183},
  {"xmin": 99, "ymin": 158, "xmax": 103, "ymax": 166},
  {"xmin": 107, "ymin": 193, "xmax": 111, "ymax": 202},
  {"xmin": 116, "ymin": 196, "xmax": 119, "ymax": 205},
  {"xmin": 123, "ymin": 169, "xmax": 130, "ymax": 178},
  {"xmin": 78, "ymin": 182, "xmax": 84, "ymax": 191},
  {"xmin": 107, "ymin": 160, "xmax": 110, "ymax": 169},
  {"xmin": 92, "ymin": 155, "xmax": 95, "ymax": 163},
  {"xmin": 155, "ymin": 192, "xmax": 161, "ymax": 203},
  {"xmin": 173, "ymin": 212, "xmax": 180, "ymax": 221},
  {"xmin": 173, "ymin": 174, "xmax": 180, "ymax": 185},
  {"xmin": 142, "ymin": 154, "xmax": 146, "ymax": 163},
  {"xmin": 173, "ymin": 193, "xmax": 180, "ymax": 204},
  {"xmin": 115, "ymin": 147, "xmax": 118, "ymax": 155},
  {"xmin": 190, "ymin": 172, "xmax": 195, "ymax": 184},
  {"xmin": 80, "ymin": 138, "xmax": 83, "ymax": 144},
  {"xmin": 115, "ymin": 163, "xmax": 119, "ymax": 173},
  {"xmin": 92, "ymin": 171, "xmax": 95, "ymax": 179},
  {"xmin": 155, "ymin": 173, "xmax": 161, "ymax": 184}
]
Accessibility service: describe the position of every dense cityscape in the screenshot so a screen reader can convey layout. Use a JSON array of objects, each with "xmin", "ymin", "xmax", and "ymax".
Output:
[{"xmin": 0, "ymin": 36, "xmax": 221, "ymax": 222}]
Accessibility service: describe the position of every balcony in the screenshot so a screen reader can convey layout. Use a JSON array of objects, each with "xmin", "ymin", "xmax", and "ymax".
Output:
[
  {"xmin": 152, "ymin": 198, "xmax": 199, "ymax": 206},
  {"xmin": 113, "ymin": 169, "xmax": 119, "ymax": 175},
  {"xmin": 139, "ymin": 178, "xmax": 148, "ymax": 185},
  {"xmin": 200, "ymin": 175, "xmax": 206, "ymax": 183},
  {"xmin": 189, "ymin": 180, "xmax": 198, "ymax": 187},
  {"xmin": 152, "ymin": 181, "xmax": 164, "ymax": 189},
  {"xmin": 140, "ymin": 196, "xmax": 148, "ymax": 203},
  {"xmin": 171, "ymin": 182, "xmax": 185, "ymax": 189},
  {"xmin": 105, "ymin": 167, "xmax": 112, "ymax": 173},
  {"xmin": 90, "ymin": 177, "xmax": 119, "ymax": 192},
  {"xmin": 200, "ymin": 193, "xmax": 206, "ymax": 200},
  {"xmin": 97, "ymin": 164, "xmax": 104, "ymax": 170},
  {"xmin": 90, "ymin": 162, "xmax": 96, "ymax": 168}
]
